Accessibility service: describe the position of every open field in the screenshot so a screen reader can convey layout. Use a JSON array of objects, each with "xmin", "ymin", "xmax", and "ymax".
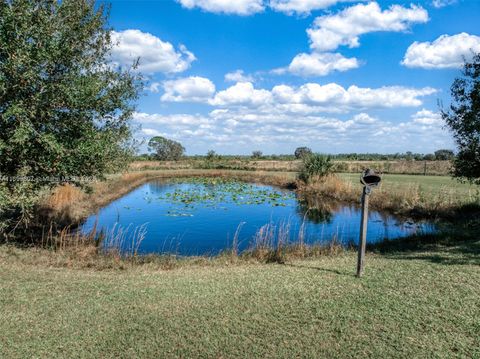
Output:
[
  {"xmin": 1, "ymin": 237, "xmax": 479, "ymax": 358},
  {"xmin": 339, "ymin": 173, "xmax": 478, "ymax": 197},
  {"xmin": 129, "ymin": 159, "xmax": 452, "ymax": 176}
]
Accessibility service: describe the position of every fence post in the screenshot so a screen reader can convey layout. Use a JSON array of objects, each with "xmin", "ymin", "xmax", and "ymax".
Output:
[{"xmin": 356, "ymin": 186, "xmax": 369, "ymax": 277}]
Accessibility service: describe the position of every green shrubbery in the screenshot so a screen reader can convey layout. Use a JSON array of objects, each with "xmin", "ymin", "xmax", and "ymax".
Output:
[{"xmin": 298, "ymin": 154, "xmax": 334, "ymax": 183}]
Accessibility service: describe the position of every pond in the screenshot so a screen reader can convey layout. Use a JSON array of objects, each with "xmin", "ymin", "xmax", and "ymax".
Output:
[{"xmin": 81, "ymin": 178, "xmax": 436, "ymax": 256}]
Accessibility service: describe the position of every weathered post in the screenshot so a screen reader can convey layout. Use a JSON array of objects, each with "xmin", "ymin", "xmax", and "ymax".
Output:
[
  {"xmin": 356, "ymin": 169, "xmax": 381, "ymax": 278},
  {"xmin": 356, "ymin": 186, "xmax": 369, "ymax": 277}
]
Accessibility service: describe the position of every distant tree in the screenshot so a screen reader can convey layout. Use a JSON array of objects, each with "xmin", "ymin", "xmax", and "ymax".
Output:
[
  {"xmin": 434, "ymin": 149, "xmax": 455, "ymax": 161},
  {"xmin": 0, "ymin": 0, "xmax": 141, "ymax": 225},
  {"xmin": 442, "ymin": 53, "xmax": 480, "ymax": 184},
  {"xmin": 148, "ymin": 137, "xmax": 185, "ymax": 161},
  {"xmin": 252, "ymin": 151, "xmax": 263, "ymax": 159},
  {"xmin": 294, "ymin": 147, "xmax": 313, "ymax": 159},
  {"xmin": 423, "ymin": 154, "xmax": 436, "ymax": 161},
  {"xmin": 405, "ymin": 151, "xmax": 414, "ymax": 161},
  {"xmin": 206, "ymin": 150, "xmax": 217, "ymax": 161}
]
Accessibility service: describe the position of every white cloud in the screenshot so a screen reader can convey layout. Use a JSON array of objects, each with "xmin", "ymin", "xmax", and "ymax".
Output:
[
  {"xmin": 161, "ymin": 76, "xmax": 216, "ymax": 102},
  {"xmin": 210, "ymin": 82, "xmax": 273, "ymax": 107},
  {"xmin": 225, "ymin": 70, "xmax": 255, "ymax": 83},
  {"xmin": 156, "ymin": 78, "xmax": 436, "ymax": 111},
  {"xmin": 135, "ymin": 108, "xmax": 451, "ymax": 154},
  {"xmin": 276, "ymin": 52, "xmax": 360, "ymax": 76},
  {"xmin": 432, "ymin": 0, "xmax": 457, "ymax": 8},
  {"xmin": 402, "ymin": 33, "xmax": 480, "ymax": 69},
  {"xmin": 271, "ymin": 83, "xmax": 436, "ymax": 109},
  {"xmin": 269, "ymin": 0, "xmax": 358, "ymax": 15},
  {"xmin": 411, "ymin": 109, "xmax": 443, "ymax": 125},
  {"xmin": 307, "ymin": 2, "xmax": 428, "ymax": 52},
  {"xmin": 141, "ymin": 128, "xmax": 163, "ymax": 137},
  {"xmin": 110, "ymin": 30, "xmax": 196, "ymax": 74},
  {"xmin": 134, "ymin": 112, "xmax": 212, "ymax": 126},
  {"xmin": 176, "ymin": 0, "xmax": 264, "ymax": 15},
  {"xmin": 147, "ymin": 82, "xmax": 161, "ymax": 93}
]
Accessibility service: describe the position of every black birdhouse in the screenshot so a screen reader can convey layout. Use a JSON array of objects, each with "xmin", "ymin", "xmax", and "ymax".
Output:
[{"xmin": 360, "ymin": 169, "xmax": 381, "ymax": 188}]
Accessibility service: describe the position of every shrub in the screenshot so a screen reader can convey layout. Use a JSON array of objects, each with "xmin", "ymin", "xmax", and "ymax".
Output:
[
  {"xmin": 294, "ymin": 147, "xmax": 313, "ymax": 159},
  {"xmin": 298, "ymin": 154, "xmax": 334, "ymax": 183},
  {"xmin": 252, "ymin": 151, "xmax": 263, "ymax": 159}
]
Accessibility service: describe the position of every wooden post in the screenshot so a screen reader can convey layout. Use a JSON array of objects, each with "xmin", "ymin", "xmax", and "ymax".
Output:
[
  {"xmin": 356, "ymin": 186, "xmax": 369, "ymax": 277},
  {"xmin": 424, "ymin": 161, "xmax": 427, "ymax": 176}
]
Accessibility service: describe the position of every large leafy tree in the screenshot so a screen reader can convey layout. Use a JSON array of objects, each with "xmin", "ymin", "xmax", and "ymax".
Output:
[
  {"xmin": 0, "ymin": 0, "xmax": 142, "ymax": 220},
  {"xmin": 148, "ymin": 136, "xmax": 185, "ymax": 161},
  {"xmin": 442, "ymin": 53, "xmax": 480, "ymax": 185}
]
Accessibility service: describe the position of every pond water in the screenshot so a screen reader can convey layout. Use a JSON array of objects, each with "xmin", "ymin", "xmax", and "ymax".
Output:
[{"xmin": 81, "ymin": 178, "xmax": 436, "ymax": 256}]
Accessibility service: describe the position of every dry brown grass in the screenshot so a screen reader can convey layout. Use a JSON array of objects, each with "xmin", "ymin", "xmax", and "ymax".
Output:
[
  {"xmin": 297, "ymin": 174, "xmax": 477, "ymax": 218},
  {"xmin": 44, "ymin": 184, "xmax": 85, "ymax": 211},
  {"xmin": 129, "ymin": 159, "xmax": 452, "ymax": 175}
]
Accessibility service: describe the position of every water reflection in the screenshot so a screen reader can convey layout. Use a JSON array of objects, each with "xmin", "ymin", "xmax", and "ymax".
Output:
[
  {"xmin": 296, "ymin": 196, "xmax": 335, "ymax": 224},
  {"xmin": 81, "ymin": 180, "xmax": 436, "ymax": 256}
]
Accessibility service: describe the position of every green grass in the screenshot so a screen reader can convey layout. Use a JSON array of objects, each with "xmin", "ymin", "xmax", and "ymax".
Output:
[
  {"xmin": 1, "ymin": 241, "xmax": 479, "ymax": 358},
  {"xmin": 339, "ymin": 173, "xmax": 478, "ymax": 198}
]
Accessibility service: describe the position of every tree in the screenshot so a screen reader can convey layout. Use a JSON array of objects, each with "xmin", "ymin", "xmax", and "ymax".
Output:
[
  {"xmin": 442, "ymin": 53, "xmax": 480, "ymax": 184},
  {"xmin": 294, "ymin": 147, "xmax": 312, "ymax": 159},
  {"xmin": 434, "ymin": 149, "xmax": 455, "ymax": 161},
  {"xmin": 206, "ymin": 150, "xmax": 217, "ymax": 161},
  {"xmin": 148, "ymin": 137, "xmax": 185, "ymax": 161},
  {"xmin": 0, "ymin": 0, "xmax": 141, "ymax": 221},
  {"xmin": 423, "ymin": 154, "xmax": 436, "ymax": 161},
  {"xmin": 252, "ymin": 150, "xmax": 262, "ymax": 159}
]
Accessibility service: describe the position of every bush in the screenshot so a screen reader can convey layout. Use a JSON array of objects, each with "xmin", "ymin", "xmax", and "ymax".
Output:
[
  {"xmin": 252, "ymin": 151, "xmax": 263, "ymax": 159},
  {"xmin": 294, "ymin": 147, "xmax": 313, "ymax": 159},
  {"xmin": 434, "ymin": 149, "xmax": 455, "ymax": 161},
  {"xmin": 298, "ymin": 154, "xmax": 334, "ymax": 183}
]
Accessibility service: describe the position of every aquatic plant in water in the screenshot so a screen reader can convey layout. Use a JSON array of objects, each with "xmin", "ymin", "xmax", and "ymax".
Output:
[{"xmin": 152, "ymin": 178, "xmax": 295, "ymax": 215}]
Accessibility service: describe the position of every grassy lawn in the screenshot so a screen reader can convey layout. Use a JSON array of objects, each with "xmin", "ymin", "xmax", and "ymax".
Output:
[
  {"xmin": 1, "ymin": 241, "xmax": 479, "ymax": 358},
  {"xmin": 339, "ymin": 173, "xmax": 478, "ymax": 198}
]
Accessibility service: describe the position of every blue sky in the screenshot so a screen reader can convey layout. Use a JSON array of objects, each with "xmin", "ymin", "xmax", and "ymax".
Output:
[{"xmin": 104, "ymin": 0, "xmax": 480, "ymax": 155}]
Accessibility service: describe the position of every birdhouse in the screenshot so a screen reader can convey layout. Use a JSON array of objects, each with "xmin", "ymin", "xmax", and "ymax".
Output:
[{"xmin": 360, "ymin": 169, "xmax": 381, "ymax": 188}]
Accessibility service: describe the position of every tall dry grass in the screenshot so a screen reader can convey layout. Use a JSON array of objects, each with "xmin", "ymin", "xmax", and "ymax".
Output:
[
  {"xmin": 129, "ymin": 160, "xmax": 452, "ymax": 176},
  {"xmin": 297, "ymin": 174, "xmax": 479, "ymax": 217},
  {"xmin": 244, "ymin": 219, "xmax": 344, "ymax": 263}
]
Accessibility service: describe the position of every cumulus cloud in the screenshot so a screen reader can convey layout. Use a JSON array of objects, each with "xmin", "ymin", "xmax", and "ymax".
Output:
[
  {"xmin": 110, "ymin": 30, "xmax": 196, "ymax": 74},
  {"xmin": 134, "ymin": 108, "xmax": 451, "ymax": 154},
  {"xmin": 276, "ymin": 52, "xmax": 360, "ymax": 76},
  {"xmin": 207, "ymin": 82, "xmax": 436, "ymax": 111},
  {"xmin": 268, "ymin": 0, "xmax": 358, "ymax": 15},
  {"xmin": 176, "ymin": 0, "xmax": 264, "ymax": 15},
  {"xmin": 210, "ymin": 82, "xmax": 273, "ymax": 107},
  {"xmin": 402, "ymin": 33, "xmax": 480, "ymax": 69},
  {"xmin": 411, "ymin": 109, "xmax": 443, "ymax": 125},
  {"xmin": 307, "ymin": 2, "xmax": 428, "ymax": 52},
  {"xmin": 431, "ymin": 0, "xmax": 457, "ymax": 8},
  {"xmin": 225, "ymin": 70, "xmax": 255, "ymax": 83},
  {"xmin": 161, "ymin": 76, "xmax": 216, "ymax": 102},
  {"xmin": 135, "ymin": 112, "xmax": 213, "ymax": 127},
  {"xmin": 146, "ymin": 82, "xmax": 161, "ymax": 93}
]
